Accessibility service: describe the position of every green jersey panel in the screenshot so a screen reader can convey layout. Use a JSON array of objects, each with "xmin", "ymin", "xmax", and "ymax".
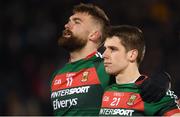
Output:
[
  {"xmin": 100, "ymin": 77, "xmax": 180, "ymax": 116},
  {"xmin": 50, "ymin": 52, "xmax": 110, "ymax": 116}
]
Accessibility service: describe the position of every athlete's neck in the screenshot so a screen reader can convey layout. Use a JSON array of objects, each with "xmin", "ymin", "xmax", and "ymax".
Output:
[
  {"xmin": 115, "ymin": 64, "xmax": 141, "ymax": 84},
  {"xmin": 69, "ymin": 46, "xmax": 97, "ymax": 62}
]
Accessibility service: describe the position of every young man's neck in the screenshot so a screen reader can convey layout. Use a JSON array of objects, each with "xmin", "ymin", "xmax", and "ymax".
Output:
[{"xmin": 115, "ymin": 65, "xmax": 141, "ymax": 84}]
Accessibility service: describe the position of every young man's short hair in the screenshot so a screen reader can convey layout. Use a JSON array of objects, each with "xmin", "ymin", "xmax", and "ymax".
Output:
[{"xmin": 106, "ymin": 25, "xmax": 146, "ymax": 65}]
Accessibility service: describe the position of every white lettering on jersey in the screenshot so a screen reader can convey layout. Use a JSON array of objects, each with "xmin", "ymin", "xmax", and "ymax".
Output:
[
  {"xmin": 99, "ymin": 108, "xmax": 134, "ymax": 116},
  {"xmin": 66, "ymin": 73, "xmax": 75, "ymax": 77},
  {"xmin": 103, "ymin": 96, "xmax": 110, "ymax": 102},
  {"xmin": 53, "ymin": 98, "xmax": 78, "ymax": 110},
  {"xmin": 66, "ymin": 77, "xmax": 73, "ymax": 86},
  {"xmin": 54, "ymin": 79, "xmax": 61, "ymax": 85},
  {"xmin": 51, "ymin": 86, "xmax": 90, "ymax": 98},
  {"xmin": 110, "ymin": 97, "xmax": 121, "ymax": 106}
]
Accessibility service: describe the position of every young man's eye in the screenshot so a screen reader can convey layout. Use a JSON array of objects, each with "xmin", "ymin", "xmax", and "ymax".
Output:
[
  {"xmin": 110, "ymin": 47, "xmax": 116, "ymax": 51},
  {"xmin": 110, "ymin": 47, "xmax": 118, "ymax": 52}
]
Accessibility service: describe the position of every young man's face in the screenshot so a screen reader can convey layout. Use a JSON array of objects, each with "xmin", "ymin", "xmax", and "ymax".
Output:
[
  {"xmin": 103, "ymin": 36, "xmax": 129, "ymax": 75},
  {"xmin": 58, "ymin": 12, "xmax": 96, "ymax": 52}
]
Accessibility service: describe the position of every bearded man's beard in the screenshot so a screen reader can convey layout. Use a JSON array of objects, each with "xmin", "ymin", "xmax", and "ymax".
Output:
[{"xmin": 58, "ymin": 29, "xmax": 87, "ymax": 52}]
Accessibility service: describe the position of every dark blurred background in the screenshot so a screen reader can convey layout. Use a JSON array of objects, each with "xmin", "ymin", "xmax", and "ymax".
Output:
[{"xmin": 0, "ymin": 0, "xmax": 180, "ymax": 115}]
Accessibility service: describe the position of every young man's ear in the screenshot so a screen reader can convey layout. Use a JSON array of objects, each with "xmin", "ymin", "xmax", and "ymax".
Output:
[
  {"xmin": 88, "ymin": 31, "xmax": 101, "ymax": 42},
  {"xmin": 128, "ymin": 49, "xmax": 138, "ymax": 62}
]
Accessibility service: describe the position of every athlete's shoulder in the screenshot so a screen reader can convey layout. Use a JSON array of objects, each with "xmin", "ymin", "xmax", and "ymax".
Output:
[
  {"xmin": 49, "ymin": 63, "xmax": 67, "ymax": 84},
  {"xmin": 95, "ymin": 52, "xmax": 103, "ymax": 59}
]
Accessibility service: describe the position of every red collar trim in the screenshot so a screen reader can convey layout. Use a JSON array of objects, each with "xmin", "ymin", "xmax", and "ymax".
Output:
[
  {"xmin": 84, "ymin": 51, "xmax": 97, "ymax": 60},
  {"xmin": 135, "ymin": 75, "xmax": 148, "ymax": 85},
  {"xmin": 68, "ymin": 51, "xmax": 97, "ymax": 62}
]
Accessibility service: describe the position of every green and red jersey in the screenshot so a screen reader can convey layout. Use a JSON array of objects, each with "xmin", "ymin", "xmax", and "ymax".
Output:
[
  {"xmin": 99, "ymin": 76, "xmax": 180, "ymax": 116},
  {"xmin": 50, "ymin": 52, "xmax": 111, "ymax": 116}
]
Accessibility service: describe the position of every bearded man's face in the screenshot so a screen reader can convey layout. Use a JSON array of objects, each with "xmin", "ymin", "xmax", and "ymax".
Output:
[{"xmin": 58, "ymin": 29, "xmax": 88, "ymax": 52}]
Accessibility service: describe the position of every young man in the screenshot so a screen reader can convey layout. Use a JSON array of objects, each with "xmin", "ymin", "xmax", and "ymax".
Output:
[
  {"xmin": 100, "ymin": 25, "xmax": 180, "ymax": 116},
  {"xmin": 50, "ymin": 3, "xmax": 170, "ymax": 116}
]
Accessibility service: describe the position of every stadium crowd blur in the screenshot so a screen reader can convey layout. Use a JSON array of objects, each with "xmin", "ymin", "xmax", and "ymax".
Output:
[{"xmin": 0, "ymin": 0, "xmax": 180, "ymax": 115}]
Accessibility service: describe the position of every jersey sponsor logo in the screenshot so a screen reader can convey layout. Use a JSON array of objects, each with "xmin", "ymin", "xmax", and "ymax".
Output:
[
  {"xmin": 51, "ymin": 68, "xmax": 100, "ymax": 91},
  {"xmin": 53, "ymin": 98, "xmax": 78, "ymax": 110},
  {"xmin": 101, "ymin": 91, "xmax": 144, "ymax": 111},
  {"xmin": 51, "ymin": 86, "xmax": 90, "ymax": 98},
  {"xmin": 99, "ymin": 108, "xmax": 134, "ymax": 116}
]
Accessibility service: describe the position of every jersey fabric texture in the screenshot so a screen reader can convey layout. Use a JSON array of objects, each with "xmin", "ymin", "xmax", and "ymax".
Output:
[
  {"xmin": 50, "ymin": 51, "xmax": 111, "ymax": 116},
  {"xmin": 99, "ymin": 76, "xmax": 180, "ymax": 116}
]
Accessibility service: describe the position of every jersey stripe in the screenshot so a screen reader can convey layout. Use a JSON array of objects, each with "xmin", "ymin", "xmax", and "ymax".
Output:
[
  {"xmin": 101, "ymin": 91, "xmax": 144, "ymax": 111},
  {"xmin": 51, "ymin": 67, "xmax": 100, "ymax": 91},
  {"xmin": 164, "ymin": 108, "xmax": 180, "ymax": 116}
]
